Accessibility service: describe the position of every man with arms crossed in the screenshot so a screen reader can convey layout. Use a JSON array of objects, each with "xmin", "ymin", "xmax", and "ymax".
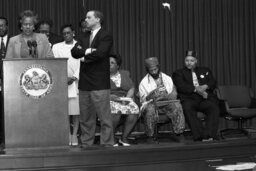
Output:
[{"xmin": 71, "ymin": 10, "xmax": 114, "ymax": 147}]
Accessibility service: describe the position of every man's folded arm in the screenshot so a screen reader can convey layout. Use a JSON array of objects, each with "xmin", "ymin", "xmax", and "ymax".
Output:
[
  {"xmin": 71, "ymin": 41, "xmax": 86, "ymax": 59},
  {"xmin": 83, "ymin": 34, "xmax": 113, "ymax": 63}
]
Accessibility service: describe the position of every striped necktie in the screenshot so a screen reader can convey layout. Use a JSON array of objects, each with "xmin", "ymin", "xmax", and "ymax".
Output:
[
  {"xmin": 0, "ymin": 37, "xmax": 6, "ymax": 57},
  {"xmin": 89, "ymin": 31, "xmax": 93, "ymax": 47}
]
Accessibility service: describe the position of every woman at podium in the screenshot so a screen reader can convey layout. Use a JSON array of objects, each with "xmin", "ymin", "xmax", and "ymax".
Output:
[{"xmin": 5, "ymin": 10, "xmax": 54, "ymax": 59}]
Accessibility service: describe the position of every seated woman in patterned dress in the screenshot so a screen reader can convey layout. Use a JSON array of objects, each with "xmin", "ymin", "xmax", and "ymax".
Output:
[{"xmin": 109, "ymin": 53, "xmax": 139, "ymax": 146}]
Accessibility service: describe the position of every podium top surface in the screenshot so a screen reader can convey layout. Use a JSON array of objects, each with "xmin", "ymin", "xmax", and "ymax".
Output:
[{"xmin": 3, "ymin": 58, "xmax": 68, "ymax": 61}]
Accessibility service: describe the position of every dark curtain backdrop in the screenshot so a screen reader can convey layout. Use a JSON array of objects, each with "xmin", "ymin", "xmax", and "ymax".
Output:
[{"xmin": 1, "ymin": 0, "xmax": 256, "ymax": 94}]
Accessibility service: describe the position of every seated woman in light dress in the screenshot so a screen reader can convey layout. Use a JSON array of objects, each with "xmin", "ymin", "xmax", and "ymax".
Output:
[{"xmin": 109, "ymin": 53, "xmax": 139, "ymax": 146}]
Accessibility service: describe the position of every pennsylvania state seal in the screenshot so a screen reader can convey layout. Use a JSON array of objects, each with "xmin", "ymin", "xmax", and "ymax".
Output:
[{"xmin": 19, "ymin": 64, "xmax": 53, "ymax": 99}]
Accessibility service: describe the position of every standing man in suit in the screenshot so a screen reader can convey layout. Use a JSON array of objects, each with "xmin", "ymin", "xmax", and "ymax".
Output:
[
  {"xmin": 71, "ymin": 10, "xmax": 114, "ymax": 147},
  {"xmin": 0, "ymin": 16, "xmax": 9, "ymax": 78},
  {"xmin": 0, "ymin": 16, "xmax": 9, "ymax": 144},
  {"xmin": 172, "ymin": 50, "xmax": 219, "ymax": 141}
]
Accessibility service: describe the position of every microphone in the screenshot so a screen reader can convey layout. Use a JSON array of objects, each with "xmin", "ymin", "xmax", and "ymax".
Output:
[
  {"xmin": 31, "ymin": 40, "xmax": 38, "ymax": 58},
  {"xmin": 27, "ymin": 40, "xmax": 32, "ymax": 57}
]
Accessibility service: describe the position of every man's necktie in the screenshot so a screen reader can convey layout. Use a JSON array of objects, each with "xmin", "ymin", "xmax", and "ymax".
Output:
[
  {"xmin": 89, "ymin": 31, "xmax": 93, "ymax": 47},
  {"xmin": 192, "ymin": 71, "xmax": 199, "ymax": 87},
  {"xmin": 0, "ymin": 37, "xmax": 6, "ymax": 57}
]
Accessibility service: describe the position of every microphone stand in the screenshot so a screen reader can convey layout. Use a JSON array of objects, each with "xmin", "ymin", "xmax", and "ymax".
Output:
[
  {"xmin": 27, "ymin": 40, "xmax": 33, "ymax": 58},
  {"xmin": 31, "ymin": 40, "xmax": 38, "ymax": 58}
]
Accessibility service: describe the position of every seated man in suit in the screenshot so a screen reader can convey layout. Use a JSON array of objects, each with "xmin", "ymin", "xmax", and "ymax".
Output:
[
  {"xmin": 172, "ymin": 50, "xmax": 220, "ymax": 141},
  {"xmin": 139, "ymin": 57, "xmax": 185, "ymax": 143}
]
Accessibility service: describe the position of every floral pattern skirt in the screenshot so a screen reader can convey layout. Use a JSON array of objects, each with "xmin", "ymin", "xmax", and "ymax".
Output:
[{"xmin": 110, "ymin": 98, "xmax": 139, "ymax": 115}]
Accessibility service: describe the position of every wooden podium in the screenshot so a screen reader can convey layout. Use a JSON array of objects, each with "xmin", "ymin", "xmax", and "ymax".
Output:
[{"xmin": 3, "ymin": 58, "xmax": 69, "ymax": 148}]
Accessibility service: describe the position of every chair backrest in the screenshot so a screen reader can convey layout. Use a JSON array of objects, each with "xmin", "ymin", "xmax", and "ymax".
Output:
[{"xmin": 217, "ymin": 85, "xmax": 252, "ymax": 108}]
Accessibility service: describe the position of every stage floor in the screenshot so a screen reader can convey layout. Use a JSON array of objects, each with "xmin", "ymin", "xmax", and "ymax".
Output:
[{"xmin": 0, "ymin": 133, "xmax": 255, "ymax": 171}]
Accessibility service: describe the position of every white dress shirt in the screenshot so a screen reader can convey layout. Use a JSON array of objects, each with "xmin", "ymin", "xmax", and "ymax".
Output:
[
  {"xmin": 85, "ymin": 27, "xmax": 101, "ymax": 55},
  {"xmin": 1, "ymin": 35, "xmax": 8, "ymax": 47}
]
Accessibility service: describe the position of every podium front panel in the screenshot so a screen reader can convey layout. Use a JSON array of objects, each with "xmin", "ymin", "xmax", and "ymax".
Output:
[{"xmin": 3, "ymin": 59, "xmax": 69, "ymax": 148}]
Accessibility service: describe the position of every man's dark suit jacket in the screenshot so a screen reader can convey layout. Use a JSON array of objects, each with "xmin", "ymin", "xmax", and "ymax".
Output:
[
  {"xmin": 172, "ymin": 67, "xmax": 217, "ymax": 102},
  {"xmin": 0, "ymin": 35, "xmax": 9, "ymax": 143},
  {"xmin": 0, "ymin": 35, "xmax": 9, "ymax": 79},
  {"xmin": 71, "ymin": 29, "xmax": 113, "ymax": 91}
]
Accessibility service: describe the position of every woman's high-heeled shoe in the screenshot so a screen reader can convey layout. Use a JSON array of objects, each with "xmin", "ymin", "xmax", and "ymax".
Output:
[
  {"xmin": 69, "ymin": 134, "xmax": 72, "ymax": 146},
  {"xmin": 71, "ymin": 134, "xmax": 78, "ymax": 146},
  {"xmin": 119, "ymin": 139, "xmax": 130, "ymax": 146}
]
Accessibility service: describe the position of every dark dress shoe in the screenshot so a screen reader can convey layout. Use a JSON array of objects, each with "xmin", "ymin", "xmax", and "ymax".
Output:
[
  {"xmin": 80, "ymin": 144, "xmax": 99, "ymax": 150},
  {"xmin": 202, "ymin": 135, "xmax": 220, "ymax": 142},
  {"xmin": 202, "ymin": 137, "xmax": 213, "ymax": 142},
  {"xmin": 146, "ymin": 137, "xmax": 159, "ymax": 144},
  {"xmin": 193, "ymin": 137, "xmax": 203, "ymax": 142},
  {"xmin": 102, "ymin": 144, "xmax": 114, "ymax": 147},
  {"xmin": 212, "ymin": 136, "xmax": 220, "ymax": 141}
]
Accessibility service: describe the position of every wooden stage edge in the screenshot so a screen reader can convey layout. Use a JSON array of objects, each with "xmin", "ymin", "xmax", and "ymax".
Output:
[{"xmin": 0, "ymin": 138, "xmax": 256, "ymax": 171}]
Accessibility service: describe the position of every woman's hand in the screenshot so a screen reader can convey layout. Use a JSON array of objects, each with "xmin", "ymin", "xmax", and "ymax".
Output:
[
  {"xmin": 68, "ymin": 77, "xmax": 77, "ymax": 85},
  {"xmin": 126, "ymin": 88, "xmax": 135, "ymax": 98},
  {"xmin": 110, "ymin": 94, "xmax": 120, "ymax": 101}
]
